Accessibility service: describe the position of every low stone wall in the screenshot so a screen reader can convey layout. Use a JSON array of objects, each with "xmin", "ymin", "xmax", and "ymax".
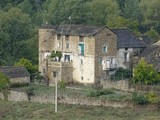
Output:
[
  {"xmin": 0, "ymin": 91, "xmax": 132, "ymax": 108},
  {"xmin": 10, "ymin": 77, "xmax": 30, "ymax": 84},
  {"xmin": 101, "ymin": 79, "xmax": 129, "ymax": 91},
  {"xmin": 10, "ymin": 91, "xmax": 28, "ymax": 101}
]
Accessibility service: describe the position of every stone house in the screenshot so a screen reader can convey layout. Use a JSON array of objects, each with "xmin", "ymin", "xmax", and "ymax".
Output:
[
  {"xmin": 0, "ymin": 66, "xmax": 30, "ymax": 84},
  {"xmin": 39, "ymin": 24, "xmax": 117, "ymax": 85},
  {"xmin": 112, "ymin": 29, "xmax": 147, "ymax": 69},
  {"xmin": 140, "ymin": 40, "xmax": 160, "ymax": 72}
]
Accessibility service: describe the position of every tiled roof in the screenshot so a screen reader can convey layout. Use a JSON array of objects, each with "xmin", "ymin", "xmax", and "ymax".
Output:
[
  {"xmin": 40, "ymin": 24, "xmax": 104, "ymax": 36},
  {"xmin": 112, "ymin": 29, "xmax": 147, "ymax": 48},
  {"xmin": 0, "ymin": 66, "xmax": 30, "ymax": 78},
  {"xmin": 139, "ymin": 36, "xmax": 153, "ymax": 45},
  {"xmin": 141, "ymin": 40, "xmax": 160, "ymax": 72}
]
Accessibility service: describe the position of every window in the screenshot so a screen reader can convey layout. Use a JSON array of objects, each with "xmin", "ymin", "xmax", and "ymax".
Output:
[
  {"xmin": 125, "ymin": 48, "xmax": 128, "ymax": 51},
  {"xmin": 78, "ymin": 43, "xmax": 84, "ymax": 56},
  {"xmin": 124, "ymin": 52, "xmax": 129, "ymax": 62},
  {"xmin": 81, "ymin": 77, "xmax": 83, "ymax": 81},
  {"xmin": 79, "ymin": 36, "xmax": 84, "ymax": 42},
  {"xmin": 102, "ymin": 46, "xmax": 107, "ymax": 53},
  {"xmin": 57, "ymin": 34, "xmax": 61, "ymax": 40},
  {"xmin": 43, "ymin": 68, "xmax": 45, "ymax": 73},
  {"xmin": 66, "ymin": 42, "xmax": 69, "ymax": 49},
  {"xmin": 64, "ymin": 55, "xmax": 70, "ymax": 62},
  {"xmin": 80, "ymin": 59, "xmax": 83, "ymax": 65},
  {"xmin": 65, "ymin": 35, "xmax": 69, "ymax": 41},
  {"xmin": 57, "ymin": 42, "xmax": 60, "ymax": 48}
]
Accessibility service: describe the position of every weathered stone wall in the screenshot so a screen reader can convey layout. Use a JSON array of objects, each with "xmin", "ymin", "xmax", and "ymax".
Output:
[
  {"xmin": 38, "ymin": 27, "xmax": 117, "ymax": 85},
  {"xmin": 95, "ymin": 28, "xmax": 117, "ymax": 82},
  {"xmin": 9, "ymin": 91, "xmax": 28, "ymax": 101},
  {"xmin": 0, "ymin": 91, "xmax": 132, "ymax": 108},
  {"xmin": 100, "ymin": 79, "xmax": 129, "ymax": 91},
  {"xmin": 10, "ymin": 77, "xmax": 30, "ymax": 84}
]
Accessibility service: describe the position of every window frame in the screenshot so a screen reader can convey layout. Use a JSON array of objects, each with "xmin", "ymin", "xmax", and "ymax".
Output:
[{"xmin": 102, "ymin": 45, "xmax": 107, "ymax": 53}]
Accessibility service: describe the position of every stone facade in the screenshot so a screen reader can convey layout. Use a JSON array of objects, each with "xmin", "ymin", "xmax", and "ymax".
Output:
[{"xmin": 39, "ymin": 25, "xmax": 117, "ymax": 85}]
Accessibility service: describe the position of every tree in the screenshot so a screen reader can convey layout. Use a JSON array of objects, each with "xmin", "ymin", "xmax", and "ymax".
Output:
[
  {"xmin": 122, "ymin": 0, "xmax": 142, "ymax": 21},
  {"xmin": 0, "ymin": 72, "xmax": 10, "ymax": 100},
  {"xmin": 139, "ymin": 0, "xmax": 160, "ymax": 35},
  {"xmin": 90, "ymin": 0, "xmax": 120, "ymax": 25},
  {"xmin": 133, "ymin": 58, "xmax": 160, "ymax": 85},
  {"xmin": 15, "ymin": 58, "xmax": 37, "ymax": 76},
  {"xmin": 0, "ymin": 7, "xmax": 35, "ymax": 65},
  {"xmin": 145, "ymin": 28, "xmax": 160, "ymax": 42}
]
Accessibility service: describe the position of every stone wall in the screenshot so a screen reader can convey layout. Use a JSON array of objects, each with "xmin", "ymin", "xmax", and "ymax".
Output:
[
  {"xmin": 10, "ymin": 77, "xmax": 30, "ymax": 84},
  {"xmin": 100, "ymin": 79, "xmax": 129, "ymax": 91},
  {"xmin": 0, "ymin": 91, "xmax": 132, "ymax": 108}
]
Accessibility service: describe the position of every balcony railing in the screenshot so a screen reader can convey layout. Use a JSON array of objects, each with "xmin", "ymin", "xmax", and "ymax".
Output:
[{"xmin": 48, "ymin": 61, "xmax": 72, "ymax": 68}]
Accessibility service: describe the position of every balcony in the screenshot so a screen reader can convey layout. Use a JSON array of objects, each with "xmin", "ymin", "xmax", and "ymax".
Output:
[{"xmin": 48, "ymin": 60, "xmax": 72, "ymax": 68}]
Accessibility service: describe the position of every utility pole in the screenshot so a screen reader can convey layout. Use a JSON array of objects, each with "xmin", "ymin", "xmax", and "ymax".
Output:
[{"xmin": 53, "ymin": 71, "xmax": 58, "ymax": 113}]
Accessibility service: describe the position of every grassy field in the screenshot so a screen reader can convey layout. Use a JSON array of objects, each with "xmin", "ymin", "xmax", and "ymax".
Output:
[{"xmin": 0, "ymin": 100, "xmax": 160, "ymax": 120}]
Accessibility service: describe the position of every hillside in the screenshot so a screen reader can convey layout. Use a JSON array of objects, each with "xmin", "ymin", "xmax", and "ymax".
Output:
[{"xmin": 0, "ymin": 0, "xmax": 160, "ymax": 65}]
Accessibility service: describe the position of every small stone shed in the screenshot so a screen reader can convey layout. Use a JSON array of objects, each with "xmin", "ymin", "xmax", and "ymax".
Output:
[{"xmin": 0, "ymin": 66, "xmax": 30, "ymax": 84}]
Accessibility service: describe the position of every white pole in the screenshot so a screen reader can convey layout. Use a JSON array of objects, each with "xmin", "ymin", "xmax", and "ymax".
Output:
[{"xmin": 55, "ymin": 71, "xmax": 58, "ymax": 113}]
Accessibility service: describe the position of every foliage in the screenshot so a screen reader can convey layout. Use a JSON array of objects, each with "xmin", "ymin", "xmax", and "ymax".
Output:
[
  {"xmin": 146, "ymin": 92, "xmax": 160, "ymax": 104},
  {"xmin": 133, "ymin": 58, "xmax": 160, "ymax": 85},
  {"xmin": 26, "ymin": 86, "xmax": 35, "ymax": 97},
  {"xmin": 88, "ymin": 89, "xmax": 115, "ymax": 97},
  {"xmin": 132, "ymin": 92, "xmax": 148, "ymax": 105},
  {"xmin": 0, "ymin": 72, "xmax": 10, "ymax": 91},
  {"xmin": 0, "ymin": 0, "xmax": 160, "ymax": 66},
  {"xmin": 111, "ymin": 68, "xmax": 132, "ymax": 80},
  {"xmin": 51, "ymin": 51, "xmax": 62, "ymax": 61},
  {"xmin": 10, "ymin": 83, "xmax": 29, "ymax": 88},
  {"xmin": 15, "ymin": 58, "xmax": 38, "ymax": 77},
  {"xmin": 0, "ymin": 72, "xmax": 10, "ymax": 101},
  {"xmin": 58, "ymin": 80, "xmax": 66, "ymax": 90},
  {"xmin": 145, "ymin": 28, "xmax": 160, "ymax": 42}
]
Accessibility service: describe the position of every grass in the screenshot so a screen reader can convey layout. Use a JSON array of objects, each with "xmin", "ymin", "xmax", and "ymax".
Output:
[{"xmin": 0, "ymin": 100, "xmax": 160, "ymax": 120}]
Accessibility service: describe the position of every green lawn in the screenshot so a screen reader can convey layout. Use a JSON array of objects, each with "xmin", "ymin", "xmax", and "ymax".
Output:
[{"xmin": 0, "ymin": 100, "xmax": 159, "ymax": 120}]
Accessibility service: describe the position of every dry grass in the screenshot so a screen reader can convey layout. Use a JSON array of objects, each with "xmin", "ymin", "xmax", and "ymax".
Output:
[{"xmin": 0, "ymin": 100, "xmax": 160, "ymax": 120}]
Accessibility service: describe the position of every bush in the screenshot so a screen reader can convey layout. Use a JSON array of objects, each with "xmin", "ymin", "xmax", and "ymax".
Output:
[
  {"xmin": 132, "ymin": 92, "xmax": 149, "ymax": 105},
  {"xmin": 58, "ymin": 80, "xmax": 66, "ymax": 90},
  {"xmin": 111, "ymin": 68, "xmax": 131, "ymax": 80},
  {"xmin": 10, "ymin": 83, "xmax": 29, "ymax": 88},
  {"xmin": 146, "ymin": 92, "xmax": 160, "ymax": 104},
  {"xmin": 26, "ymin": 86, "xmax": 34, "ymax": 96},
  {"xmin": 88, "ymin": 89, "xmax": 115, "ymax": 97}
]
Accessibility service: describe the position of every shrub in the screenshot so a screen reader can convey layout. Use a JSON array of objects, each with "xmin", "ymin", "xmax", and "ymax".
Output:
[
  {"xmin": 88, "ymin": 89, "xmax": 115, "ymax": 97},
  {"xmin": 132, "ymin": 92, "xmax": 148, "ymax": 105},
  {"xmin": 111, "ymin": 68, "xmax": 131, "ymax": 80},
  {"xmin": 26, "ymin": 86, "xmax": 34, "ymax": 96},
  {"xmin": 58, "ymin": 80, "xmax": 66, "ymax": 90},
  {"xmin": 10, "ymin": 83, "xmax": 29, "ymax": 88},
  {"xmin": 88, "ymin": 91, "xmax": 97, "ymax": 97},
  {"xmin": 146, "ymin": 92, "xmax": 160, "ymax": 104}
]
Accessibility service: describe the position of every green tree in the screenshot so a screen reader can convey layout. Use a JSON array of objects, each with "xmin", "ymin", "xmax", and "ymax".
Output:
[
  {"xmin": 133, "ymin": 58, "xmax": 160, "ymax": 85},
  {"xmin": 90, "ymin": 0, "xmax": 120, "ymax": 25},
  {"xmin": 0, "ymin": 7, "xmax": 37, "ymax": 65},
  {"xmin": 15, "ymin": 58, "xmax": 37, "ymax": 76},
  {"xmin": 122, "ymin": 0, "xmax": 142, "ymax": 21},
  {"xmin": 0, "ymin": 72, "xmax": 10, "ymax": 100},
  {"xmin": 145, "ymin": 28, "xmax": 160, "ymax": 42}
]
